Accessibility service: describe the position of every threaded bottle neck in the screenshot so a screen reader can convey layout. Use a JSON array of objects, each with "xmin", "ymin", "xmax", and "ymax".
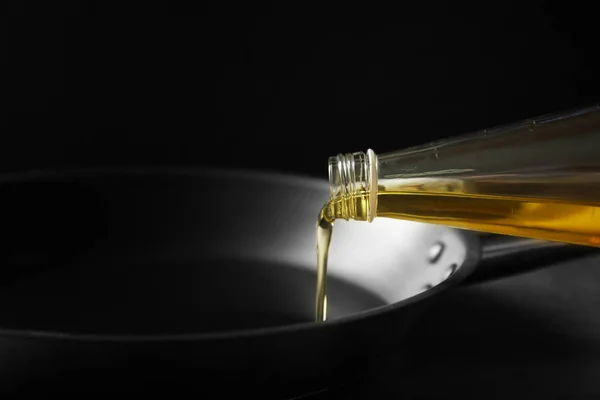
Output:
[{"xmin": 328, "ymin": 149, "xmax": 378, "ymax": 222}]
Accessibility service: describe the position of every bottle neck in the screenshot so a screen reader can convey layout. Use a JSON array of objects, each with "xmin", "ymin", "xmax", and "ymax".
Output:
[{"xmin": 327, "ymin": 149, "xmax": 378, "ymax": 222}]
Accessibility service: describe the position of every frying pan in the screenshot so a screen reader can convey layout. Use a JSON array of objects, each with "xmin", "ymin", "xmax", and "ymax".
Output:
[{"xmin": 0, "ymin": 167, "xmax": 595, "ymax": 398}]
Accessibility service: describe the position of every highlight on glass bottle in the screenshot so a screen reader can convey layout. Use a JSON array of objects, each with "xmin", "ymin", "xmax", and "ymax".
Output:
[{"xmin": 326, "ymin": 104, "xmax": 600, "ymax": 247}]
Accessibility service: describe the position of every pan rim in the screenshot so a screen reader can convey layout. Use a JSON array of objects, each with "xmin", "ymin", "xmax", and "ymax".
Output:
[{"xmin": 0, "ymin": 166, "xmax": 480, "ymax": 343}]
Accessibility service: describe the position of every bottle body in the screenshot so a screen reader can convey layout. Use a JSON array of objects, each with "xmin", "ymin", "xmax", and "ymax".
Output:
[{"xmin": 328, "ymin": 105, "xmax": 600, "ymax": 247}]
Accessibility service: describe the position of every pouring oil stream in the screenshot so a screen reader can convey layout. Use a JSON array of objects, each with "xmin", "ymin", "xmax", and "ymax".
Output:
[{"xmin": 315, "ymin": 206, "xmax": 333, "ymax": 322}]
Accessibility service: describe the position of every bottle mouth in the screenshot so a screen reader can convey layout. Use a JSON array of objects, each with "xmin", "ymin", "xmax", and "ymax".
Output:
[{"xmin": 327, "ymin": 149, "xmax": 378, "ymax": 222}]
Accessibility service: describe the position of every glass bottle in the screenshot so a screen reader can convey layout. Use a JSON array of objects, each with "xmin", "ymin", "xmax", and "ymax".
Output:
[{"xmin": 325, "ymin": 104, "xmax": 600, "ymax": 247}]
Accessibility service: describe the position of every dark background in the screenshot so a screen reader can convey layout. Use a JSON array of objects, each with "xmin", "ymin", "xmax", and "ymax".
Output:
[{"xmin": 6, "ymin": 1, "xmax": 600, "ymax": 179}]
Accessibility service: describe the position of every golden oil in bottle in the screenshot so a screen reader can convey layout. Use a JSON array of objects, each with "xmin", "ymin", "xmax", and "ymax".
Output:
[
  {"xmin": 316, "ymin": 178, "xmax": 600, "ymax": 320},
  {"xmin": 316, "ymin": 106, "xmax": 600, "ymax": 321},
  {"xmin": 376, "ymin": 174, "xmax": 600, "ymax": 247}
]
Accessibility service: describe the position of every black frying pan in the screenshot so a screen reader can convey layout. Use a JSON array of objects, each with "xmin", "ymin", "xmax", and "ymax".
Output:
[{"xmin": 0, "ymin": 168, "xmax": 595, "ymax": 398}]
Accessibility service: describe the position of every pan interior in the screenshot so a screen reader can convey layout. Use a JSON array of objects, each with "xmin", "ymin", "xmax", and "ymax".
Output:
[
  {"xmin": 0, "ymin": 258, "xmax": 386, "ymax": 335},
  {"xmin": 0, "ymin": 170, "xmax": 387, "ymax": 335}
]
